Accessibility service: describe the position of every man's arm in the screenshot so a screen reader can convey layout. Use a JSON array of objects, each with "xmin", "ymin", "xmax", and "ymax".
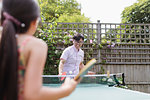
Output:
[
  {"xmin": 79, "ymin": 62, "xmax": 84, "ymax": 71},
  {"xmin": 58, "ymin": 59, "xmax": 66, "ymax": 75}
]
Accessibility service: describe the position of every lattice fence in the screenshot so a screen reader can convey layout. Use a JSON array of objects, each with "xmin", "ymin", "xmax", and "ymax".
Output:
[
  {"xmin": 54, "ymin": 21, "xmax": 150, "ymax": 65},
  {"xmin": 55, "ymin": 22, "xmax": 100, "ymax": 64},
  {"xmin": 100, "ymin": 23, "xmax": 150, "ymax": 64}
]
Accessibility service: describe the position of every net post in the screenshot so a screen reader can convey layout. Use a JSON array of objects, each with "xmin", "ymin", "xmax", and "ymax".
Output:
[{"xmin": 122, "ymin": 73, "xmax": 125, "ymax": 86}]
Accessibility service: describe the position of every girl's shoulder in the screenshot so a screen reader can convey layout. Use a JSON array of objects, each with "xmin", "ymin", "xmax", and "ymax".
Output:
[
  {"xmin": 25, "ymin": 36, "xmax": 48, "ymax": 51},
  {"xmin": 30, "ymin": 36, "xmax": 47, "ymax": 45}
]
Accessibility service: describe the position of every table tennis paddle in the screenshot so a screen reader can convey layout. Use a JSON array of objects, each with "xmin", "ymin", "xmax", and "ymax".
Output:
[
  {"xmin": 61, "ymin": 72, "xmax": 66, "ymax": 81},
  {"xmin": 74, "ymin": 58, "xmax": 97, "ymax": 81}
]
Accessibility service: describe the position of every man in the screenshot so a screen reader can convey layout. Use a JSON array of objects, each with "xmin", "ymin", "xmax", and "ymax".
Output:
[
  {"xmin": 59, "ymin": 33, "xmax": 95, "ymax": 75},
  {"xmin": 59, "ymin": 33, "xmax": 84, "ymax": 75}
]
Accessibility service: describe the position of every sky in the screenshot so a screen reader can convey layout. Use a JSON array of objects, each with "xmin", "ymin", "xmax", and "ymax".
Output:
[{"xmin": 76, "ymin": 0, "xmax": 137, "ymax": 23}]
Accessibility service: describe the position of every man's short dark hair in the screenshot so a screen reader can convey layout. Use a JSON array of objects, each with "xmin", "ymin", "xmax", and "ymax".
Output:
[{"xmin": 73, "ymin": 33, "xmax": 84, "ymax": 41}]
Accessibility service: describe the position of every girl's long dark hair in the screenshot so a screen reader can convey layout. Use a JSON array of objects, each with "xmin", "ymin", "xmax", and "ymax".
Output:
[
  {"xmin": 0, "ymin": 0, "xmax": 40, "ymax": 100},
  {"xmin": 0, "ymin": 20, "xmax": 18, "ymax": 100}
]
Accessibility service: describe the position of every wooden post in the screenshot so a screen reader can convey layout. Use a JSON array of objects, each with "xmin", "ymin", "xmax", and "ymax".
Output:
[{"xmin": 97, "ymin": 20, "xmax": 101, "ymax": 63}]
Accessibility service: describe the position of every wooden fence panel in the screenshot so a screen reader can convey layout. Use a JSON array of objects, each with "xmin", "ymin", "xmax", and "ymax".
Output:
[{"xmin": 91, "ymin": 64, "xmax": 150, "ymax": 93}]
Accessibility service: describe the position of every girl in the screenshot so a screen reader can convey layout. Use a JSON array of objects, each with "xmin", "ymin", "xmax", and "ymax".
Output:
[{"xmin": 0, "ymin": 0, "xmax": 78, "ymax": 100}]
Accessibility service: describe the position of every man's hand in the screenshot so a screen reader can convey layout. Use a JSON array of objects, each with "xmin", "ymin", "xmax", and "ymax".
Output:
[
  {"xmin": 79, "ymin": 62, "xmax": 84, "ymax": 71},
  {"xmin": 87, "ymin": 71, "xmax": 96, "ymax": 79},
  {"xmin": 87, "ymin": 71, "xmax": 95, "ymax": 75}
]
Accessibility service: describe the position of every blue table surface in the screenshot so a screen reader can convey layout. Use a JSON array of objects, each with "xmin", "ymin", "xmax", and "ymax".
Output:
[{"xmin": 43, "ymin": 84, "xmax": 150, "ymax": 100}]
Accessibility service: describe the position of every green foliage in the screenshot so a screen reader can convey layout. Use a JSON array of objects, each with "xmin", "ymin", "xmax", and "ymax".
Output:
[
  {"xmin": 59, "ymin": 0, "xmax": 81, "ymax": 15},
  {"xmin": 121, "ymin": 0, "xmax": 150, "ymax": 23},
  {"xmin": 38, "ymin": 0, "xmax": 81, "ymax": 22},
  {"xmin": 56, "ymin": 13, "xmax": 90, "ymax": 23},
  {"xmin": 36, "ymin": 23, "xmax": 60, "ymax": 75}
]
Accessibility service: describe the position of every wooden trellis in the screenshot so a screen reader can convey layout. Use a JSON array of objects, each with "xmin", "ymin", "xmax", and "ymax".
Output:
[{"xmin": 54, "ymin": 21, "xmax": 150, "ymax": 65}]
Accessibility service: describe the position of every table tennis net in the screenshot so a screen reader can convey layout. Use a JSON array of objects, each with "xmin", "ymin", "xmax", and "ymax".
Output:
[{"xmin": 43, "ymin": 73, "xmax": 125, "ymax": 87}]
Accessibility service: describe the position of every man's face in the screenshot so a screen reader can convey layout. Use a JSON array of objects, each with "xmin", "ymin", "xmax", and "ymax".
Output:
[{"xmin": 73, "ymin": 38, "xmax": 84, "ymax": 50}]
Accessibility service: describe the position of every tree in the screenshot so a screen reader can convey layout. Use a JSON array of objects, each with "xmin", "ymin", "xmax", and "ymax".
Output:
[
  {"xmin": 121, "ymin": 0, "xmax": 150, "ymax": 23},
  {"xmin": 38, "ymin": 0, "xmax": 81, "ymax": 22}
]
